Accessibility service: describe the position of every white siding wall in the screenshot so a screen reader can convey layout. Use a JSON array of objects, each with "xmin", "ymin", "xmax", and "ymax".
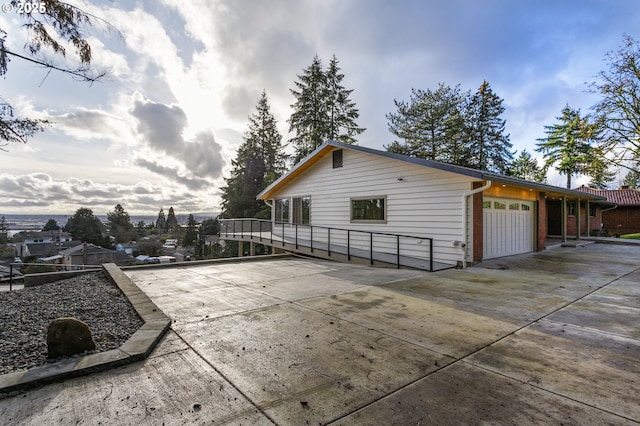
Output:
[{"xmin": 268, "ymin": 149, "xmax": 477, "ymax": 266}]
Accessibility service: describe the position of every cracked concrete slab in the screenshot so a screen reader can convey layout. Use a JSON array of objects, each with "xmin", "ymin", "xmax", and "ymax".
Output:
[{"xmin": 1, "ymin": 243, "xmax": 639, "ymax": 425}]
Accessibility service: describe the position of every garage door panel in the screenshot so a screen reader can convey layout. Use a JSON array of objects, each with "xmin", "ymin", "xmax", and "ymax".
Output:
[{"xmin": 483, "ymin": 197, "xmax": 534, "ymax": 260}]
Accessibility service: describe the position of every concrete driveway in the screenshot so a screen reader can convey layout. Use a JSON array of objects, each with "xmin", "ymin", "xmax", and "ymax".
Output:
[{"xmin": 1, "ymin": 243, "xmax": 639, "ymax": 425}]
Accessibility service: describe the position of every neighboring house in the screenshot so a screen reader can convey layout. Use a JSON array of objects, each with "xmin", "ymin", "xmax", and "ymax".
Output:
[
  {"xmin": 60, "ymin": 243, "xmax": 134, "ymax": 270},
  {"xmin": 228, "ymin": 141, "xmax": 608, "ymax": 269},
  {"xmin": 15, "ymin": 231, "xmax": 74, "ymax": 257},
  {"xmin": 20, "ymin": 240, "xmax": 81, "ymax": 258},
  {"xmin": 576, "ymin": 185, "xmax": 640, "ymax": 235}
]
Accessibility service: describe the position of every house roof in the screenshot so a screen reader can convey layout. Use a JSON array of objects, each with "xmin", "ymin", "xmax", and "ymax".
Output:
[
  {"xmin": 575, "ymin": 185, "xmax": 640, "ymax": 206},
  {"xmin": 257, "ymin": 140, "xmax": 608, "ymax": 202},
  {"xmin": 60, "ymin": 243, "xmax": 115, "ymax": 256},
  {"xmin": 25, "ymin": 243, "xmax": 57, "ymax": 257}
]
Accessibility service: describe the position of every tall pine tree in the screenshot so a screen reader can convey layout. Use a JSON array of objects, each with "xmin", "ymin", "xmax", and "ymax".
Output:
[
  {"xmin": 221, "ymin": 91, "xmax": 286, "ymax": 219},
  {"xmin": 288, "ymin": 55, "xmax": 364, "ymax": 163},
  {"xmin": 325, "ymin": 55, "xmax": 365, "ymax": 145},
  {"xmin": 508, "ymin": 150, "xmax": 547, "ymax": 182},
  {"xmin": 386, "ymin": 84, "xmax": 467, "ymax": 163},
  {"xmin": 155, "ymin": 208, "xmax": 166, "ymax": 231},
  {"xmin": 166, "ymin": 207, "xmax": 178, "ymax": 232},
  {"xmin": 463, "ymin": 81, "xmax": 513, "ymax": 174},
  {"xmin": 536, "ymin": 105, "xmax": 595, "ymax": 189}
]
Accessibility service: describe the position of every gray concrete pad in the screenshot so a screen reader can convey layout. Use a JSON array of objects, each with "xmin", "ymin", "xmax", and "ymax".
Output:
[{"xmin": 1, "ymin": 244, "xmax": 640, "ymax": 425}]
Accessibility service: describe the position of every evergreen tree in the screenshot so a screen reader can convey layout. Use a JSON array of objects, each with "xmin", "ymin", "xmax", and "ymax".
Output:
[
  {"xmin": 508, "ymin": 150, "xmax": 547, "ymax": 182},
  {"xmin": 0, "ymin": 216, "xmax": 7, "ymax": 244},
  {"xmin": 64, "ymin": 208, "xmax": 107, "ymax": 246},
  {"xmin": 155, "ymin": 208, "xmax": 166, "ymax": 231},
  {"xmin": 583, "ymin": 147, "xmax": 616, "ymax": 189},
  {"xmin": 325, "ymin": 55, "xmax": 365, "ymax": 145},
  {"xmin": 135, "ymin": 220, "xmax": 147, "ymax": 238},
  {"xmin": 182, "ymin": 214, "xmax": 198, "ymax": 246},
  {"xmin": 199, "ymin": 217, "xmax": 219, "ymax": 236},
  {"xmin": 42, "ymin": 219, "xmax": 61, "ymax": 231},
  {"xmin": 386, "ymin": 84, "xmax": 467, "ymax": 163},
  {"xmin": 536, "ymin": 105, "xmax": 595, "ymax": 189},
  {"xmin": 107, "ymin": 203, "xmax": 135, "ymax": 243},
  {"xmin": 221, "ymin": 91, "xmax": 286, "ymax": 219},
  {"xmin": 463, "ymin": 81, "xmax": 513, "ymax": 173},
  {"xmin": 166, "ymin": 207, "xmax": 178, "ymax": 232},
  {"xmin": 623, "ymin": 167, "xmax": 640, "ymax": 188},
  {"xmin": 1, "ymin": 1, "xmax": 108, "ymax": 148},
  {"xmin": 289, "ymin": 55, "xmax": 363, "ymax": 163}
]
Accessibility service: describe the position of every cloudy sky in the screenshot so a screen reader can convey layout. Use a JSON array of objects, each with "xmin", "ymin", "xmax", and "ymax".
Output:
[{"xmin": 1, "ymin": 0, "xmax": 639, "ymax": 216}]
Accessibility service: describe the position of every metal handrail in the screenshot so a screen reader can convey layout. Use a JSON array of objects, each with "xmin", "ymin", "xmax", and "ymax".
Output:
[{"xmin": 218, "ymin": 218, "xmax": 434, "ymax": 271}]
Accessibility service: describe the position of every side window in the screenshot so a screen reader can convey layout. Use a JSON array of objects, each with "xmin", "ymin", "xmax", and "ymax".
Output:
[
  {"xmin": 332, "ymin": 149, "xmax": 343, "ymax": 168},
  {"xmin": 351, "ymin": 197, "xmax": 386, "ymax": 222},
  {"xmin": 567, "ymin": 201, "xmax": 576, "ymax": 216},
  {"xmin": 275, "ymin": 198, "xmax": 289, "ymax": 223},
  {"xmin": 292, "ymin": 196, "xmax": 311, "ymax": 225}
]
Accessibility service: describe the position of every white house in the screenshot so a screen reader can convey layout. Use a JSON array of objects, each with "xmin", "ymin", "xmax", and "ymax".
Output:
[{"xmin": 221, "ymin": 141, "xmax": 608, "ymax": 270}]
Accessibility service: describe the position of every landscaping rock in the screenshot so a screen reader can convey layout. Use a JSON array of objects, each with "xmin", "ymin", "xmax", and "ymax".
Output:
[{"xmin": 47, "ymin": 317, "xmax": 96, "ymax": 359}]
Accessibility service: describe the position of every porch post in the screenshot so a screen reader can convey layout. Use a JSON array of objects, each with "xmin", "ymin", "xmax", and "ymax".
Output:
[
  {"xmin": 249, "ymin": 241, "xmax": 255, "ymax": 256},
  {"xmin": 586, "ymin": 200, "xmax": 591, "ymax": 237},
  {"xmin": 576, "ymin": 200, "xmax": 581, "ymax": 240},
  {"xmin": 238, "ymin": 240, "xmax": 244, "ymax": 257},
  {"xmin": 561, "ymin": 196, "xmax": 567, "ymax": 243}
]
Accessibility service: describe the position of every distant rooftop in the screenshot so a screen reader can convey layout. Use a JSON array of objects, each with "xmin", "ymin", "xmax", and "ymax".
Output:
[{"xmin": 576, "ymin": 185, "xmax": 640, "ymax": 206}]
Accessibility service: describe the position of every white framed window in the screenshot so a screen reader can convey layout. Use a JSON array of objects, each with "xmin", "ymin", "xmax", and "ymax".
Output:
[
  {"xmin": 292, "ymin": 196, "xmax": 311, "ymax": 225},
  {"xmin": 351, "ymin": 197, "xmax": 386, "ymax": 223},
  {"xmin": 275, "ymin": 198, "xmax": 289, "ymax": 223}
]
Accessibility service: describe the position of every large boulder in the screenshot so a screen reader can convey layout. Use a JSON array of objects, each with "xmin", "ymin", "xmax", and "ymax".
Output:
[{"xmin": 47, "ymin": 317, "xmax": 96, "ymax": 359}]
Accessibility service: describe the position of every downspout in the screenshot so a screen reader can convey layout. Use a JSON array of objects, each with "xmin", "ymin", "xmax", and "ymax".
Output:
[{"xmin": 461, "ymin": 180, "xmax": 492, "ymax": 268}]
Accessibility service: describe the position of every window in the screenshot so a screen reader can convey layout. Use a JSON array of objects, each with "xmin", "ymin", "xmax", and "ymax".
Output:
[
  {"xmin": 494, "ymin": 201, "xmax": 506, "ymax": 210},
  {"xmin": 292, "ymin": 196, "xmax": 311, "ymax": 225},
  {"xmin": 590, "ymin": 205, "xmax": 596, "ymax": 217},
  {"xmin": 275, "ymin": 198, "xmax": 289, "ymax": 223},
  {"xmin": 567, "ymin": 201, "xmax": 576, "ymax": 216},
  {"xmin": 509, "ymin": 203, "xmax": 520, "ymax": 210},
  {"xmin": 482, "ymin": 201, "xmax": 491, "ymax": 209},
  {"xmin": 351, "ymin": 197, "xmax": 386, "ymax": 222},
  {"xmin": 332, "ymin": 149, "xmax": 343, "ymax": 168},
  {"xmin": 521, "ymin": 204, "xmax": 531, "ymax": 211}
]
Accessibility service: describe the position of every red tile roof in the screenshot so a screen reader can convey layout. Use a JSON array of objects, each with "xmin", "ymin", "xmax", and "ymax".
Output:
[{"xmin": 575, "ymin": 185, "xmax": 640, "ymax": 206}]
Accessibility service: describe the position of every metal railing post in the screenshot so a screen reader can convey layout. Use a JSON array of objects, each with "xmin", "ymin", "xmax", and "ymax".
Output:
[
  {"xmin": 310, "ymin": 226, "xmax": 314, "ymax": 253},
  {"xmin": 430, "ymin": 239, "xmax": 434, "ymax": 272},
  {"xmin": 328, "ymin": 228, "xmax": 331, "ymax": 256},
  {"xmin": 282, "ymin": 221, "xmax": 285, "ymax": 247},
  {"xmin": 370, "ymin": 233, "xmax": 373, "ymax": 265},
  {"xmin": 295, "ymin": 224, "xmax": 298, "ymax": 249},
  {"xmin": 250, "ymin": 219, "xmax": 253, "ymax": 240},
  {"xmin": 396, "ymin": 235, "xmax": 400, "ymax": 269},
  {"xmin": 347, "ymin": 230, "xmax": 351, "ymax": 260},
  {"xmin": 259, "ymin": 220, "xmax": 263, "ymax": 241}
]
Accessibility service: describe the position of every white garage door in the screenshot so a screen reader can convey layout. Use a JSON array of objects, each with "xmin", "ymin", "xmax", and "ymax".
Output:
[{"xmin": 483, "ymin": 197, "xmax": 535, "ymax": 260}]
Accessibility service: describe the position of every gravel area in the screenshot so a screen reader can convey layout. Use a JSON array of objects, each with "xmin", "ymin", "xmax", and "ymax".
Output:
[{"xmin": 0, "ymin": 272, "xmax": 144, "ymax": 375}]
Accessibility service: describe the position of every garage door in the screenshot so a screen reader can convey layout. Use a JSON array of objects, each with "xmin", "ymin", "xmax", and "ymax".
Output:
[{"xmin": 483, "ymin": 197, "xmax": 535, "ymax": 259}]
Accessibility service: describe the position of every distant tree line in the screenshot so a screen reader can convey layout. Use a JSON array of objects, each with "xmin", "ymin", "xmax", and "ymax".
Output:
[{"xmin": 22, "ymin": 205, "xmax": 219, "ymax": 252}]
